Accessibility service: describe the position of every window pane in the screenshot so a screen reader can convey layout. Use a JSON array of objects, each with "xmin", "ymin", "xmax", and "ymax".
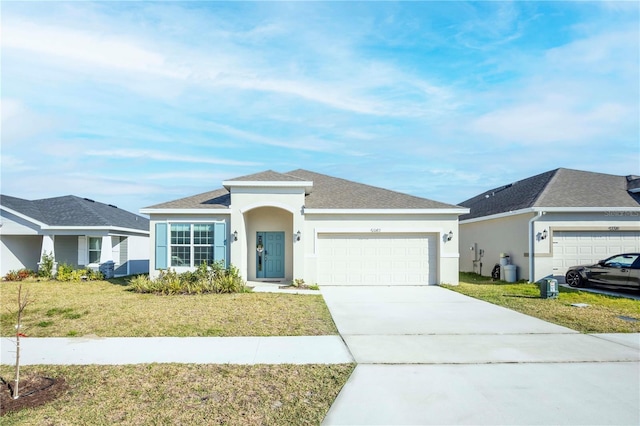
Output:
[
  {"xmin": 89, "ymin": 237, "xmax": 102, "ymax": 250},
  {"xmin": 194, "ymin": 224, "xmax": 213, "ymax": 245},
  {"xmin": 171, "ymin": 247, "xmax": 190, "ymax": 266},
  {"xmin": 89, "ymin": 250, "xmax": 100, "ymax": 264},
  {"xmin": 171, "ymin": 224, "xmax": 190, "ymax": 245},
  {"xmin": 194, "ymin": 246, "xmax": 213, "ymax": 266}
]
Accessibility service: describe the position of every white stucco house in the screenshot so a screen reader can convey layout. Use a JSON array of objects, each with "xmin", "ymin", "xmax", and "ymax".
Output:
[
  {"xmin": 0, "ymin": 195, "xmax": 150, "ymax": 277},
  {"xmin": 140, "ymin": 170, "xmax": 469, "ymax": 285},
  {"xmin": 458, "ymin": 168, "xmax": 640, "ymax": 283}
]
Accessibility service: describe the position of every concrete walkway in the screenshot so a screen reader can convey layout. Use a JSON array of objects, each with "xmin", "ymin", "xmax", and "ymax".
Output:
[
  {"xmin": 320, "ymin": 286, "xmax": 640, "ymax": 426},
  {"xmin": 0, "ymin": 336, "xmax": 353, "ymax": 365}
]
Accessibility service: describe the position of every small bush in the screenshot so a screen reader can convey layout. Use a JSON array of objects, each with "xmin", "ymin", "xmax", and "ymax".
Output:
[
  {"xmin": 3, "ymin": 269, "xmax": 36, "ymax": 281},
  {"xmin": 56, "ymin": 263, "xmax": 103, "ymax": 282},
  {"xmin": 38, "ymin": 252, "xmax": 55, "ymax": 278},
  {"xmin": 130, "ymin": 262, "xmax": 248, "ymax": 295}
]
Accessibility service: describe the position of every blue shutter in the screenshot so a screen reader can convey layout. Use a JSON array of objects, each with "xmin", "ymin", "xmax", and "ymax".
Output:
[
  {"xmin": 213, "ymin": 222, "xmax": 227, "ymax": 266},
  {"xmin": 155, "ymin": 223, "xmax": 168, "ymax": 270}
]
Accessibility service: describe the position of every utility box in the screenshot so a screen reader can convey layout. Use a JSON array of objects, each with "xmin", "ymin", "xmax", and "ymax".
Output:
[
  {"xmin": 539, "ymin": 278, "xmax": 559, "ymax": 299},
  {"xmin": 499, "ymin": 253, "xmax": 510, "ymax": 280}
]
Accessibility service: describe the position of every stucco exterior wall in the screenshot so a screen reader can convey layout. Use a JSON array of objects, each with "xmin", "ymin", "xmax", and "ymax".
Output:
[
  {"xmin": 459, "ymin": 213, "xmax": 533, "ymax": 280},
  {"xmin": 125, "ymin": 235, "xmax": 150, "ymax": 275},
  {"xmin": 0, "ymin": 235, "xmax": 42, "ymax": 275}
]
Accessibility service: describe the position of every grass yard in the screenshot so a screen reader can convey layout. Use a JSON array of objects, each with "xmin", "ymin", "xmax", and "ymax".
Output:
[
  {"xmin": 0, "ymin": 280, "xmax": 338, "ymax": 337},
  {"xmin": 445, "ymin": 273, "xmax": 640, "ymax": 333},
  {"xmin": 0, "ymin": 363, "xmax": 355, "ymax": 425}
]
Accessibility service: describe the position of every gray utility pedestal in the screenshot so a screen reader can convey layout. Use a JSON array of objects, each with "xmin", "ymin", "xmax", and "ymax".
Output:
[
  {"xmin": 504, "ymin": 264, "xmax": 517, "ymax": 283},
  {"xmin": 539, "ymin": 278, "xmax": 559, "ymax": 299}
]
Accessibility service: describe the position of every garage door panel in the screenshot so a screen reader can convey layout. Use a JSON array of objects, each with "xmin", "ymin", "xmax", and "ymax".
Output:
[
  {"xmin": 317, "ymin": 233, "xmax": 436, "ymax": 286},
  {"xmin": 553, "ymin": 231, "xmax": 640, "ymax": 275}
]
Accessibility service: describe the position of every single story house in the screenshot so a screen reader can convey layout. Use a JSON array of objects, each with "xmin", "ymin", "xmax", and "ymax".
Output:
[
  {"xmin": 140, "ymin": 169, "xmax": 469, "ymax": 285},
  {"xmin": 0, "ymin": 195, "xmax": 150, "ymax": 277},
  {"xmin": 458, "ymin": 168, "xmax": 640, "ymax": 282}
]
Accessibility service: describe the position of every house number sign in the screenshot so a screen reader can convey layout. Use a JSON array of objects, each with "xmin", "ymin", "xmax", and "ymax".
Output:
[{"xmin": 370, "ymin": 228, "xmax": 382, "ymax": 233}]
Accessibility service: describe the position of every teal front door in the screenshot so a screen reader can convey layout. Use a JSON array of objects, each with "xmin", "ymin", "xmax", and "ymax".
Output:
[{"xmin": 256, "ymin": 232, "xmax": 285, "ymax": 279}]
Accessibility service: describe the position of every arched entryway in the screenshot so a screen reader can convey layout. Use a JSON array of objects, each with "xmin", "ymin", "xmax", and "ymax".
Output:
[{"xmin": 243, "ymin": 206, "xmax": 294, "ymax": 281}]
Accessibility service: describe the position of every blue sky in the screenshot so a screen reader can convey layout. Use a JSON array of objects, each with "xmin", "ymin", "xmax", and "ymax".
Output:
[{"xmin": 2, "ymin": 1, "xmax": 638, "ymax": 215}]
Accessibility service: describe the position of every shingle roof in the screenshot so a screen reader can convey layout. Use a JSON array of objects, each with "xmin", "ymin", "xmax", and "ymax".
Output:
[
  {"xmin": 459, "ymin": 168, "xmax": 640, "ymax": 220},
  {"xmin": 1, "ymin": 194, "xmax": 149, "ymax": 231},
  {"xmin": 288, "ymin": 169, "xmax": 458, "ymax": 209},
  {"xmin": 144, "ymin": 169, "xmax": 461, "ymax": 210}
]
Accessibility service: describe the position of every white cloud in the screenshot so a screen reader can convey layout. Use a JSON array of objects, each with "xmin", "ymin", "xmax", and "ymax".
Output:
[{"xmin": 85, "ymin": 149, "xmax": 261, "ymax": 167}]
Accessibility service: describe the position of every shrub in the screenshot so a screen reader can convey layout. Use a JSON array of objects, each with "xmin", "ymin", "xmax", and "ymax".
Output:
[
  {"xmin": 130, "ymin": 262, "xmax": 248, "ymax": 295},
  {"xmin": 56, "ymin": 263, "xmax": 104, "ymax": 282},
  {"xmin": 38, "ymin": 252, "xmax": 55, "ymax": 278},
  {"xmin": 3, "ymin": 269, "xmax": 36, "ymax": 281}
]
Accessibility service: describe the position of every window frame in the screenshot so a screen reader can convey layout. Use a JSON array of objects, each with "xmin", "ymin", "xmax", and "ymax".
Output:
[
  {"xmin": 88, "ymin": 237, "xmax": 102, "ymax": 264},
  {"xmin": 169, "ymin": 223, "xmax": 216, "ymax": 268}
]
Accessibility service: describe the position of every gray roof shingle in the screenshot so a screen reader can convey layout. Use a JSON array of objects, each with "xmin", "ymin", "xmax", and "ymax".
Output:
[
  {"xmin": 1, "ymin": 194, "xmax": 149, "ymax": 231},
  {"xmin": 459, "ymin": 168, "xmax": 640, "ymax": 220},
  {"xmin": 144, "ymin": 169, "xmax": 461, "ymax": 210}
]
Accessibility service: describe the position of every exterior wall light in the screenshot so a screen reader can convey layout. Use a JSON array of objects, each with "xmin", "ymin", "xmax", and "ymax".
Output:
[
  {"xmin": 233, "ymin": 230, "xmax": 238, "ymax": 241},
  {"xmin": 541, "ymin": 229, "xmax": 548, "ymax": 240},
  {"xmin": 447, "ymin": 230, "xmax": 453, "ymax": 241},
  {"xmin": 295, "ymin": 230, "xmax": 301, "ymax": 241}
]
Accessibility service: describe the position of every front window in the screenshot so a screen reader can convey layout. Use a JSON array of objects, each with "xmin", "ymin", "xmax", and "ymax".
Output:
[
  {"xmin": 170, "ymin": 223, "xmax": 215, "ymax": 267},
  {"xmin": 88, "ymin": 237, "xmax": 102, "ymax": 263}
]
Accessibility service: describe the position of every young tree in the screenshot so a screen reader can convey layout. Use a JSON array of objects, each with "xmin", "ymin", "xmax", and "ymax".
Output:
[{"xmin": 12, "ymin": 283, "xmax": 30, "ymax": 399}]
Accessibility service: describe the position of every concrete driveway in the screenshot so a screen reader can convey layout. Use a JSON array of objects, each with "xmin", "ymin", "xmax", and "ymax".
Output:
[{"xmin": 321, "ymin": 286, "xmax": 640, "ymax": 425}]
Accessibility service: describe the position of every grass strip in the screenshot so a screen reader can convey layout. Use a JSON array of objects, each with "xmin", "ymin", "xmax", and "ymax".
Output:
[
  {"xmin": 0, "ymin": 280, "xmax": 338, "ymax": 337},
  {"xmin": 0, "ymin": 363, "xmax": 355, "ymax": 425},
  {"xmin": 445, "ymin": 280, "xmax": 640, "ymax": 333}
]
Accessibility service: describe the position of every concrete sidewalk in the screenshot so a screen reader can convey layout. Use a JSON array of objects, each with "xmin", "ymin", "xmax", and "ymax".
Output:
[
  {"xmin": 0, "ymin": 336, "xmax": 353, "ymax": 365},
  {"xmin": 321, "ymin": 286, "xmax": 640, "ymax": 426}
]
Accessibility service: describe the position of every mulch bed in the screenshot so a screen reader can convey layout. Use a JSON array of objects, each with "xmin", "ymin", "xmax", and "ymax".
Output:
[{"xmin": 1, "ymin": 375, "xmax": 67, "ymax": 416}]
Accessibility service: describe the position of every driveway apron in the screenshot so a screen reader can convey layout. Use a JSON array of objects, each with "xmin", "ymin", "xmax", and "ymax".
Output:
[{"xmin": 321, "ymin": 286, "xmax": 640, "ymax": 425}]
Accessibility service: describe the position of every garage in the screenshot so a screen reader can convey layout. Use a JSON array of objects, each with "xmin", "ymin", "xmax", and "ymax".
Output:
[
  {"xmin": 316, "ymin": 233, "xmax": 437, "ymax": 285},
  {"xmin": 552, "ymin": 231, "xmax": 640, "ymax": 275}
]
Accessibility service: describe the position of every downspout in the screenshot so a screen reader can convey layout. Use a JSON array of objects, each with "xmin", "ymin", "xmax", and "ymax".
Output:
[{"xmin": 528, "ymin": 211, "xmax": 543, "ymax": 283}]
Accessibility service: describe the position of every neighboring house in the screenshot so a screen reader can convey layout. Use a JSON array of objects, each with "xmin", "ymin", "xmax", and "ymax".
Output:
[
  {"xmin": 458, "ymin": 168, "xmax": 640, "ymax": 282},
  {"xmin": 140, "ymin": 169, "xmax": 469, "ymax": 285},
  {"xmin": 0, "ymin": 195, "xmax": 150, "ymax": 277}
]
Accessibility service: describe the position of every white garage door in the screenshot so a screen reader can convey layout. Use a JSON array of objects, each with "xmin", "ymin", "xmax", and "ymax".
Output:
[
  {"xmin": 552, "ymin": 231, "xmax": 640, "ymax": 275},
  {"xmin": 317, "ymin": 233, "xmax": 437, "ymax": 285}
]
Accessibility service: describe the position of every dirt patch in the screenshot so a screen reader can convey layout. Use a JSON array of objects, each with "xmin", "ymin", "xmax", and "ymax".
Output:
[{"xmin": 1, "ymin": 375, "xmax": 67, "ymax": 416}]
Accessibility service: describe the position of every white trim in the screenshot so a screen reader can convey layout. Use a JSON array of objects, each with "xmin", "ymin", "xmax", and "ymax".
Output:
[
  {"xmin": 44, "ymin": 226, "xmax": 149, "ymax": 235},
  {"xmin": 460, "ymin": 206, "xmax": 640, "ymax": 224},
  {"xmin": 304, "ymin": 208, "xmax": 469, "ymax": 215},
  {"xmin": 140, "ymin": 208, "xmax": 232, "ymax": 215},
  {"xmin": 223, "ymin": 180, "xmax": 313, "ymax": 189},
  {"xmin": 440, "ymin": 253, "xmax": 460, "ymax": 258},
  {"xmin": 239, "ymin": 202, "xmax": 297, "ymax": 214},
  {"xmin": 0, "ymin": 206, "xmax": 48, "ymax": 227}
]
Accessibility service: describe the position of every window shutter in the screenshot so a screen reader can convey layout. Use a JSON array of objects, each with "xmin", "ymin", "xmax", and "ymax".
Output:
[
  {"xmin": 78, "ymin": 236, "xmax": 87, "ymax": 266},
  {"xmin": 155, "ymin": 223, "xmax": 168, "ymax": 270},
  {"xmin": 213, "ymin": 222, "xmax": 227, "ymax": 266}
]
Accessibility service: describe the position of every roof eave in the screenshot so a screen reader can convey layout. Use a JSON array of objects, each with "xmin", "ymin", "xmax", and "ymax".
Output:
[
  {"xmin": 140, "ymin": 208, "xmax": 233, "ymax": 215},
  {"xmin": 0, "ymin": 205, "xmax": 48, "ymax": 228},
  {"xmin": 304, "ymin": 208, "xmax": 469, "ymax": 215},
  {"xmin": 460, "ymin": 206, "xmax": 640, "ymax": 224},
  {"xmin": 222, "ymin": 180, "xmax": 313, "ymax": 193}
]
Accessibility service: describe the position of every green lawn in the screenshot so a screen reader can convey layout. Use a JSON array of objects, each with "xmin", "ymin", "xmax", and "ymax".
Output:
[
  {"xmin": 0, "ymin": 279, "xmax": 338, "ymax": 337},
  {"xmin": 445, "ymin": 273, "xmax": 640, "ymax": 333},
  {"xmin": 0, "ymin": 363, "xmax": 355, "ymax": 425}
]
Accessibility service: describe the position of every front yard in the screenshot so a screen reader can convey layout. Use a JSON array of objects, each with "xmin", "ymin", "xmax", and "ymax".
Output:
[
  {"xmin": 0, "ymin": 279, "xmax": 337, "ymax": 337},
  {"xmin": 445, "ymin": 273, "xmax": 640, "ymax": 333},
  {"xmin": 0, "ymin": 278, "xmax": 351, "ymax": 423}
]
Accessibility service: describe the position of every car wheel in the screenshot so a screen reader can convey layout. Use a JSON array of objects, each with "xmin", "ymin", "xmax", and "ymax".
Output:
[{"xmin": 565, "ymin": 270, "xmax": 584, "ymax": 287}]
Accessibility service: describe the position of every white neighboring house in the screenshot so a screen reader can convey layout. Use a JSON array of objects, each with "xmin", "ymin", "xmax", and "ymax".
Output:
[
  {"xmin": 458, "ymin": 168, "xmax": 640, "ymax": 283},
  {"xmin": 141, "ymin": 169, "xmax": 469, "ymax": 285},
  {"xmin": 0, "ymin": 195, "xmax": 150, "ymax": 277}
]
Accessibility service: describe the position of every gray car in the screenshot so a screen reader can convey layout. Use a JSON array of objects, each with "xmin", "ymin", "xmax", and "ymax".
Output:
[{"xmin": 565, "ymin": 253, "xmax": 640, "ymax": 291}]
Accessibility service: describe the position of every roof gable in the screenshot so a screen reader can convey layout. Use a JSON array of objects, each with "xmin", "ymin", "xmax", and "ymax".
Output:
[{"xmin": 459, "ymin": 168, "xmax": 640, "ymax": 220}]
